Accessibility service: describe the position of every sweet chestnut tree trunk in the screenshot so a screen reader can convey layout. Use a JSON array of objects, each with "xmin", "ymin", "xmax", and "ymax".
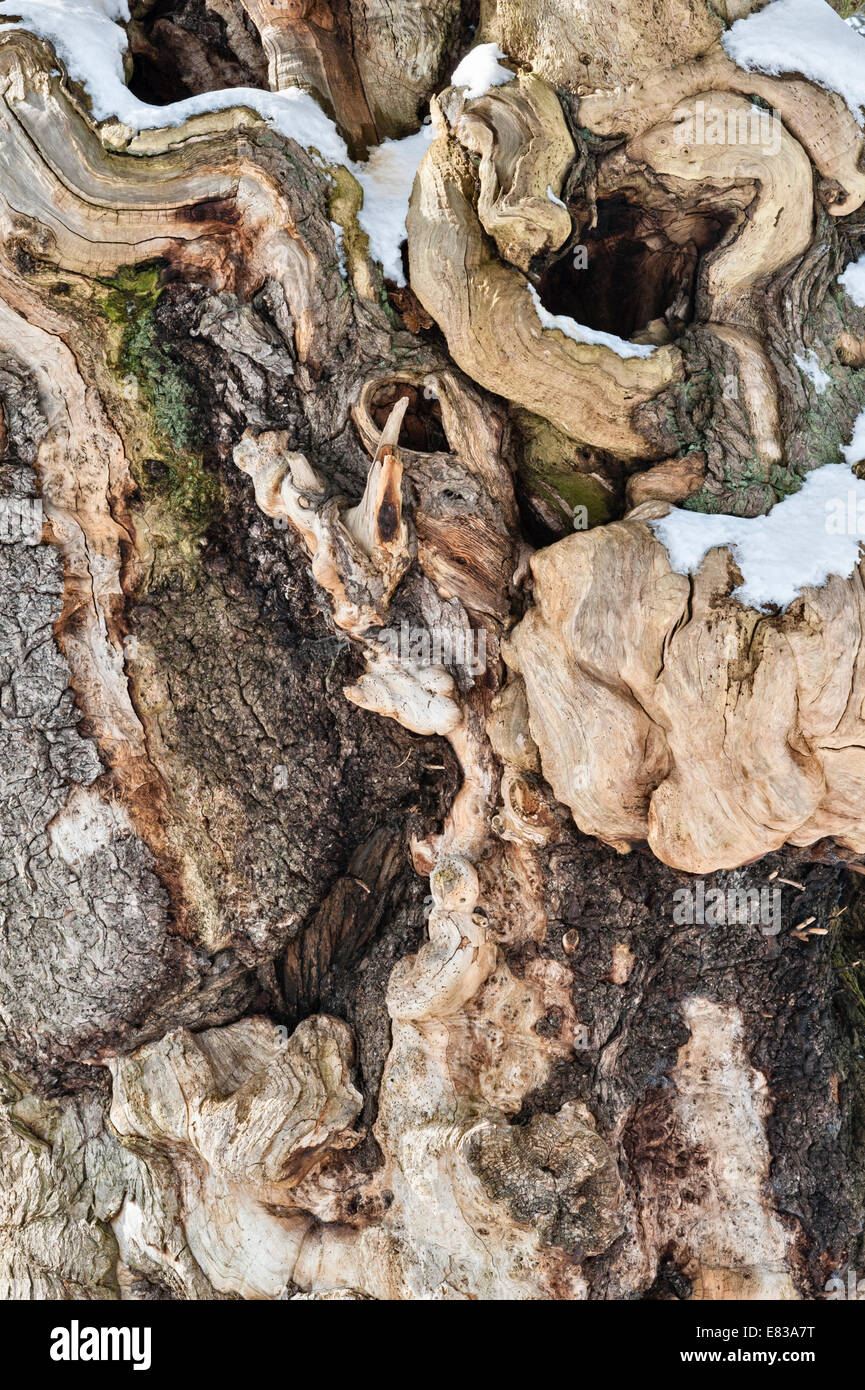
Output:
[{"xmin": 0, "ymin": 0, "xmax": 864, "ymax": 1301}]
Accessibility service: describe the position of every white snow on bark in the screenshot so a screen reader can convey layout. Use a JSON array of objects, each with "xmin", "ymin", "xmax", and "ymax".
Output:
[
  {"xmin": 0, "ymin": 0, "xmax": 346, "ymax": 155},
  {"xmin": 527, "ymin": 284, "xmax": 657, "ymax": 360},
  {"xmin": 355, "ymin": 125, "xmax": 435, "ymax": 285},
  {"xmin": 0, "ymin": 0, "xmax": 434, "ymax": 289},
  {"xmin": 450, "ymin": 42, "xmax": 514, "ymax": 100},
  {"xmin": 839, "ymin": 251, "xmax": 865, "ymax": 308},
  {"xmin": 842, "ymin": 406, "xmax": 865, "ymax": 465},
  {"xmin": 723, "ymin": 0, "xmax": 865, "ymax": 127},
  {"xmin": 650, "ymin": 454, "xmax": 865, "ymax": 612},
  {"xmin": 793, "ymin": 349, "xmax": 831, "ymax": 393}
]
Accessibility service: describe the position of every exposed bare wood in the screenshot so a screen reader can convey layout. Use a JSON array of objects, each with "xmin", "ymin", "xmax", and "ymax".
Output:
[
  {"xmin": 408, "ymin": 90, "xmax": 684, "ymax": 458},
  {"xmin": 579, "ymin": 42, "xmax": 865, "ymax": 217},
  {"xmin": 478, "ymin": 0, "xmax": 731, "ymax": 92},
  {"xmin": 507, "ymin": 510, "xmax": 865, "ymax": 872}
]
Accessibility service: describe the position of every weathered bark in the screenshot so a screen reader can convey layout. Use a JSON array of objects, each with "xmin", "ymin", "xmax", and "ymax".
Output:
[{"xmin": 1, "ymin": 0, "xmax": 865, "ymax": 1304}]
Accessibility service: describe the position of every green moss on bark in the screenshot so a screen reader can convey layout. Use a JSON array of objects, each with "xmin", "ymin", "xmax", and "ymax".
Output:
[
  {"xmin": 512, "ymin": 408, "xmax": 618, "ymax": 528},
  {"xmin": 97, "ymin": 262, "xmax": 219, "ymax": 537}
]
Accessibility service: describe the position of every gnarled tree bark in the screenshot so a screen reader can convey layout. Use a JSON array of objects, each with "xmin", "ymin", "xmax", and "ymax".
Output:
[{"xmin": 1, "ymin": 0, "xmax": 865, "ymax": 1304}]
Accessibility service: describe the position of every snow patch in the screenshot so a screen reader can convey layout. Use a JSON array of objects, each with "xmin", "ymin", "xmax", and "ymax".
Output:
[
  {"xmin": 722, "ymin": 0, "xmax": 865, "ymax": 128},
  {"xmin": 329, "ymin": 221, "xmax": 347, "ymax": 279},
  {"xmin": 842, "ymin": 406, "xmax": 865, "ymax": 465},
  {"xmin": 839, "ymin": 251, "xmax": 865, "ymax": 308},
  {"xmin": 527, "ymin": 283, "xmax": 657, "ymax": 360},
  {"xmin": 355, "ymin": 125, "xmax": 435, "ymax": 286},
  {"xmin": 450, "ymin": 42, "xmax": 514, "ymax": 101},
  {"xmin": 794, "ymin": 349, "xmax": 831, "ymax": 394},
  {"xmin": 0, "ymin": 0, "xmax": 347, "ymax": 155},
  {"xmin": 0, "ymin": 0, "xmax": 131, "ymax": 121},
  {"xmin": 649, "ymin": 459, "xmax": 865, "ymax": 611},
  {"xmin": 0, "ymin": 0, "xmax": 434, "ymax": 289}
]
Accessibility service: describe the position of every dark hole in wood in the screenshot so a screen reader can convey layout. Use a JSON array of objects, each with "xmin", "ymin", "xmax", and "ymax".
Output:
[
  {"xmin": 376, "ymin": 499, "xmax": 399, "ymax": 542},
  {"xmin": 536, "ymin": 195, "xmax": 734, "ymax": 341},
  {"xmin": 128, "ymin": 0, "xmax": 268, "ymax": 106},
  {"xmin": 368, "ymin": 382, "xmax": 448, "ymax": 454}
]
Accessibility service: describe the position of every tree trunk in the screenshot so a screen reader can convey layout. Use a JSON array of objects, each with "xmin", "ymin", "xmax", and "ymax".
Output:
[{"xmin": 1, "ymin": 0, "xmax": 865, "ymax": 1302}]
